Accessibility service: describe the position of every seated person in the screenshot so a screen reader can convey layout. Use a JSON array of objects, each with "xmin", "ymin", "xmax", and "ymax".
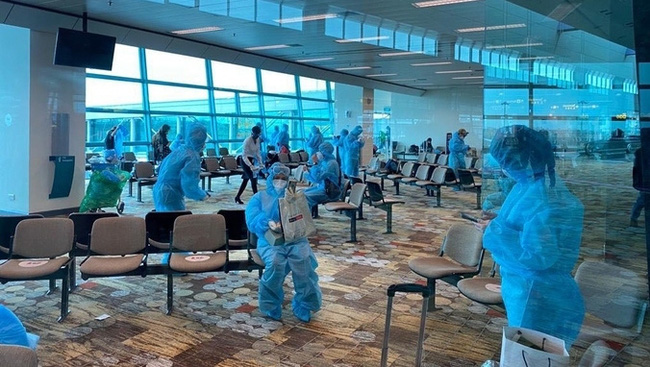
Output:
[
  {"xmin": 245, "ymin": 163, "xmax": 322, "ymax": 322},
  {"xmin": 0, "ymin": 305, "xmax": 39, "ymax": 350},
  {"xmin": 303, "ymin": 142, "xmax": 340, "ymax": 209}
]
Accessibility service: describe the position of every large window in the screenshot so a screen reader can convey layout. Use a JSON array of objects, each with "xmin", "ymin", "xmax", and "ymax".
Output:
[{"xmin": 86, "ymin": 45, "xmax": 334, "ymax": 157}]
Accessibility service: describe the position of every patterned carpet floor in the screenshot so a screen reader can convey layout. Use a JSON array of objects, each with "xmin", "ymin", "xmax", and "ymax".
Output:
[{"xmin": 1, "ymin": 156, "xmax": 648, "ymax": 366}]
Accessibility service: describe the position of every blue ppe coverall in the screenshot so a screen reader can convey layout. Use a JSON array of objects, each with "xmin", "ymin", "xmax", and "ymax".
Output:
[
  {"xmin": 245, "ymin": 163, "xmax": 322, "ymax": 322},
  {"xmin": 343, "ymin": 125, "xmax": 364, "ymax": 178},
  {"xmin": 170, "ymin": 133, "xmax": 184, "ymax": 151},
  {"xmin": 269, "ymin": 126, "xmax": 280, "ymax": 151},
  {"xmin": 153, "ymin": 124, "xmax": 208, "ymax": 211},
  {"xmin": 304, "ymin": 142, "xmax": 340, "ymax": 208},
  {"xmin": 483, "ymin": 125, "xmax": 584, "ymax": 349},
  {"xmin": 113, "ymin": 124, "xmax": 128, "ymax": 159},
  {"xmin": 276, "ymin": 124, "xmax": 290, "ymax": 151},
  {"xmin": 306, "ymin": 126, "xmax": 324, "ymax": 161},
  {"xmin": 448, "ymin": 131, "xmax": 469, "ymax": 175},
  {"xmin": 0, "ymin": 305, "xmax": 39, "ymax": 349},
  {"xmin": 333, "ymin": 128, "xmax": 349, "ymax": 174}
]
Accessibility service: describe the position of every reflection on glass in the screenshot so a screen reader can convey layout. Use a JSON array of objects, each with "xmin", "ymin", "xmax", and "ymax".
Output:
[
  {"xmin": 148, "ymin": 85, "xmax": 209, "ymax": 113},
  {"xmin": 264, "ymin": 95, "xmax": 297, "ymax": 116},
  {"xmin": 212, "ymin": 61, "xmax": 257, "ymax": 91},
  {"xmin": 299, "ymin": 77, "xmax": 328, "ymax": 99},
  {"xmin": 213, "ymin": 90, "xmax": 237, "ymax": 114},
  {"xmin": 86, "ymin": 79, "xmax": 143, "ymax": 109},
  {"xmin": 145, "ymin": 49, "xmax": 207, "ymax": 85},
  {"xmin": 240, "ymin": 93, "xmax": 261, "ymax": 115},
  {"xmin": 261, "ymin": 70, "xmax": 296, "ymax": 95}
]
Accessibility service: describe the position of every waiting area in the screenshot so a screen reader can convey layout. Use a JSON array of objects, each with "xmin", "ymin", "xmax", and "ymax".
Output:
[{"xmin": 0, "ymin": 156, "xmax": 648, "ymax": 367}]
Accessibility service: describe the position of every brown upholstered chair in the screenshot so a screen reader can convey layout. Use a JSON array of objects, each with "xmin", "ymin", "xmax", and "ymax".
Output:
[
  {"xmin": 128, "ymin": 161, "xmax": 157, "ymax": 202},
  {"xmin": 0, "ymin": 218, "xmax": 74, "ymax": 321},
  {"xmin": 324, "ymin": 183, "xmax": 367, "ymax": 242},
  {"xmin": 0, "ymin": 345, "xmax": 38, "ymax": 367}
]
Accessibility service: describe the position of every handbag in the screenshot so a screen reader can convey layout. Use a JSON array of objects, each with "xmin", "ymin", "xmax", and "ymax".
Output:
[
  {"xmin": 324, "ymin": 178, "xmax": 341, "ymax": 200},
  {"xmin": 279, "ymin": 187, "xmax": 316, "ymax": 243},
  {"xmin": 500, "ymin": 327, "xmax": 569, "ymax": 367}
]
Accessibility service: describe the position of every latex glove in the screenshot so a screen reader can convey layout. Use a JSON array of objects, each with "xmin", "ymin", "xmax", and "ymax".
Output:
[{"xmin": 268, "ymin": 220, "xmax": 282, "ymax": 233}]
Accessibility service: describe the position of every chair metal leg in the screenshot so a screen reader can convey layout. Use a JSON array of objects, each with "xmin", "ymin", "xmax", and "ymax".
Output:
[
  {"xmin": 69, "ymin": 257, "xmax": 77, "ymax": 291},
  {"xmin": 137, "ymin": 184, "xmax": 143, "ymax": 203},
  {"xmin": 476, "ymin": 189, "xmax": 482, "ymax": 210},
  {"xmin": 166, "ymin": 274, "xmax": 173, "ymax": 315},
  {"xmin": 58, "ymin": 270, "xmax": 70, "ymax": 322},
  {"xmin": 385, "ymin": 207, "xmax": 393, "ymax": 234},
  {"xmin": 395, "ymin": 181, "xmax": 400, "ymax": 195},
  {"xmin": 47, "ymin": 279, "xmax": 57, "ymax": 295},
  {"xmin": 357, "ymin": 202, "xmax": 365, "ymax": 220},
  {"xmin": 380, "ymin": 177, "xmax": 385, "ymax": 190},
  {"xmin": 427, "ymin": 278, "xmax": 436, "ymax": 311},
  {"xmin": 436, "ymin": 189, "xmax": 441, "ymax": 207},
  {"xmin": 258, "ymin": 268, "xmax": 263, "ymax": 279},
  {"xmin": 208, "ymin": 177, "xmax": 213, "ymax": 192},
  {"xmin": 346, "ymin": 211, "xmax": 358, "ymax": 242},
  {"xmin": 128, "ymin": 181, "xmax": 133, "ymax": 197}
]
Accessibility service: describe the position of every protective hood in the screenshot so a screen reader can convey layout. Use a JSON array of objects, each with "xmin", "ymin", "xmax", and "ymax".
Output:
[
  {"xmin": 340, "ymin": 128, "xmax": 349, "ymax": 137},
  {"xmin": 319, "ymin": 142, "xmax": 335, "ymax": 160},
  {"xmin": 281, "ymin": 124, "xmax": 289, "ymax": 132},
  {"xmin": 266, "ymin": 162, "xmax": 290, "ymax": 196},
  {"xmin": 489, "ymin": 125, "xmax": 546, "ymax": 182},
  {"xmin": 350, "ymin": 125, "xmax": 363, "ymax": 138},
  {"xmin": 186, "ymin": 124, "xmax": 208, "ymax": 152}
]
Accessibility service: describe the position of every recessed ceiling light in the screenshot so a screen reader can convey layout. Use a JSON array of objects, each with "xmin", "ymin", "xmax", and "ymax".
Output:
[
  {"xmin": 171, "ymin": 26, "xmax": 223, "ymax": 35},
  {"xmin": 335, "ymin": 36, "xmax": 389, "ymax": 43},
  {"xmin": 245, "ymin": 44, "xmax": 292, "ymax": 51},
  {"xmin": 387, "ymin": 78, "xmax": 417, "ymax": 82},
  {"xmin": 296, "ymin": 57, "xmax": 334, "ymax": 63},
  {"xmin": 378, "ymin": 51, "xmax": 423, "ymax": 57},
  {"xmin": 518, "ymin": 56, "xmax": 555, "ymax": 61},
  {"xmin": 366, "ymin": 73, "xmax": 398, "ymax": 77},
  {"xmin": 412, "ymin": 0, "xmax": 479, "ymax": 8},
  {"xmin": 274, "ymin": 13, "xmax": 337, "ymax": 24},
  {"xmin": 485, "ymin": 42, "xmax": 543, "ymax": 49},
  {"xmin": 456, "ymin": 23, "xmax": 526, "ymax": 33},
  {"xmin": 452, "ymin": 76, "xmax": 484, "ymax": 79},
  {"xmin": 335, "ymin": 66, "xmax": 373, "ymax": 71},
  {"xmin": 411, "ymin": 61, "xmax": 453, "ymax": 66},
  {"xmin": 435, "ymin": 70, "xmax": 474, "ymax": 74}
]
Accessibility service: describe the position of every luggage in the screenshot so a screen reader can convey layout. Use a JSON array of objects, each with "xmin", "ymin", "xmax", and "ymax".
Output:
[{"xmin": 380, "ymin": 283, "xmax": 431, "ymax": 367}]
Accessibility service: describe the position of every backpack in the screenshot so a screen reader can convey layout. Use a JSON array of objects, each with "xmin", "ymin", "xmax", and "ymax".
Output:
[
  {"xmin": 324, "ymin": 178, "xmax": 341, "ymax": 200},
  {"xmin": 384, "ymin": 159, "xmax": 399, "ymax": 174}
]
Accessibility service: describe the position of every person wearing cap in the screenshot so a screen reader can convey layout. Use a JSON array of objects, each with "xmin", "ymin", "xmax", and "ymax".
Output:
[
  {"xmin": 153, "ymin": 124, "xmax": 210, "ymax": 211},
  {"xmin": 477, "ymin": 125, "xmax": 585, "ymax": 349},
  {"xmin": 235, "ymin": 125, "xmax": 265, "ymax": 204},
  {"xmin": 303, "ymin": 142, "xmax": 340, "ymax": 209},
  {"xmin": 449, "ymin": 128, "xmax": 470, "ymax": 190},
  {"xmin": 245, "ymin": 162, "xmax": 322, "ymax": 322}
]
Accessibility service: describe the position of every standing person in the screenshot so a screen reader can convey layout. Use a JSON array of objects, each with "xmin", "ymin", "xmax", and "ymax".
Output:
[
  {"xmin": 153, "ymin": 124, "xmax": 210, "ymax": 211},
  {"xmin": 235, "ymin": 125, "xmax": 264, "ymax": 205},
  {"xmin": 420, "ymin": 137, "xmax": 433, "ymax": 153},
  {"xmin": 303, "ymin": 142, "xmax": 340, "ymax": 210},
  {"xmin": 306, "ymin": 126, "xmax": 323, "ymax": 163},
  {"xmin": 269, "ymin": 125, "xmax": 280, "ymax": 152},
  {"xmin": 343, "ymin": 125, "xmax": 365, "ymax": 178},
  {"xmin": 333, "ymin": 128, "xmax": 349, "ymax": 172},
  {"xmin": 631, "ymin": 147, "xmax": 646, "ymax": 227},
  {"xmin": 448, "ymin": 128, "xmax": 470, "ymax": 190},
  {"xmin": 105, "ymin": 123, "xmax": 128, "ymax": 159},
  {"xmin": 276, "ymin": 124, "xmax": 290, "ymax": 152},
  {"xmin": 152, "ymin": 124, "xmax": 172, "ymax": 164},
  {"xmin": 245, "ymin": 163, "xmax": 322, "ymax": 322},
  {"xmin": 478, "ymin": 125, "xmax": 585, "ymax": 349}
]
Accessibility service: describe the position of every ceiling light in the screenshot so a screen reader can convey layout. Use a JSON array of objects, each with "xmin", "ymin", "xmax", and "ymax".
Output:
[
  {"xmin": 274, "ymin": 13, "xmax": 337, "ymax": 24},
  {"xmin": 485, "ymin": 42, "xmax": 543, "ymax": 49},
  {"xmin": 171, "ymin": 26, "xmax": 223, "ymax": 35},
  {"xmin": 456, "ymin": 23, "xmax": 526, "ymax": 33},
  {"xmin": 387, "ymin": 78, "xmax": 417, "ymax": 82},
  {"xmin": 435, "ymin": 70, "xmax": 473, "ymax": 74},
  {"xmin": 335, "ymin": 36, "xmax": 389, "ymax": 43},
  {"xmin": 411, "ymin": 61, "xmax": 452, "ymax": 66},
  {"xmin": 335, "ymin": 66, "xmax": 373, "ymax": 71},
  {"xmin": 245, "ymin": 44, "xmax": 292, "ymax": 51},
  {"xmin": 378, "ymin": 51, "xmax": 423, "ymax": 57},
  {"xmin": 296, "ymin": 57, "xmax": 334, "ymax": 63},
  {"xmin": 366, "ymin": 73, "xmax": 397, "ymax": 77},
  {"xmin": 518, "ymin": 56, "xmax": 555, "ymax": 61},
  {"xmin": 452, "ymin": 76, "xmax": 484, "ymax": 80},
  {"xmin": 412, "ymin": 0, "xmax": 479, "ymax": 8}
]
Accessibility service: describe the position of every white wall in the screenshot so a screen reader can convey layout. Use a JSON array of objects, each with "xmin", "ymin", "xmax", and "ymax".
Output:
[
  {"xmin": 28, "ymin": 31, "xmax": 86, "ymax": 213},
  {"xmin": 0, "ymin": 25, "xmax": 30, "ymax": 213}
]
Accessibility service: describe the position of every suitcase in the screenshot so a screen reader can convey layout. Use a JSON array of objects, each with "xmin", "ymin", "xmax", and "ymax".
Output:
[{"xmin": 380, "ymin": 283, "xmax": 431, "ymax": 367}]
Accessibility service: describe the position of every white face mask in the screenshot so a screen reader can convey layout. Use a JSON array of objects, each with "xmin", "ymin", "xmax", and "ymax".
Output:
[
  {"xmin": 316, "ymin": 152, "xmax": 324, "ymax": 161},
  {"xmin": 273, "ymin": 179, "xmax": 287, "ymax": 191}
]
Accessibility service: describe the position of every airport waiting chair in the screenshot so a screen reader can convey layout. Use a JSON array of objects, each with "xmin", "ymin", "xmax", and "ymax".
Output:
[
  {"xmin": 415, "ymin": 166, "xmax": 449, "ymax": 207},
  {"xmin": 218, "ymin": 147, "xmax": 230, "ymax": 156},
  {"xmin": 128, "ymin": 161, "xmax": 157, "ymax": 202},
  {"xmin": 456, "ymin": 169, "xmax": 482, "ymax": 209},
  {"xmin": 0, "ymin": 215, "xmax": 44, "ymax": 259},
  {"xmin": 409, "ymin": 223, "xmax": 484, "ymax": 311},
  {"xmin": 456, "ymin": 262, "xmax": 503, "ymax": 306},
  {"xmin": 166, "ymin": 214, "xmax": 228, "ymax": 314},
  {"xmin": 0, "ymin": 345, "xmax": 38, "ymax": 367},
  {"xmin": 325, "ymin": 183, "xmax": 367, "ymax": 242},
  {"xmin": 203, "ymin": 157, "xmax": 232, "ymax": 190},
  {"xmin": 386, "ymin": 161, "xmax": 417, "ymax": 195},
  {"xmin": 0, "ymin": 218, "xmax": 74, "ymax": 322},
  {"xmin": 365, "ymin": 181, "xmax": 404, "ymax": 234},
  {"xmin": 217, "ymin": 209, "xmax": 263, "ymax": 276},
  {"xmin": 205, "ymin": 148, "xmax": 217, "ymax": 157},
  {"xmin": 144, "ymin": 210, "xmax": 192, "ymax": 253}
]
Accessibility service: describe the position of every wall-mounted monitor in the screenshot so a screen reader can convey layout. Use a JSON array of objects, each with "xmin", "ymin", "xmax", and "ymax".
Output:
[{"xmin": 53, "ymin": 28, "xmax": 116, "ymax": 71}]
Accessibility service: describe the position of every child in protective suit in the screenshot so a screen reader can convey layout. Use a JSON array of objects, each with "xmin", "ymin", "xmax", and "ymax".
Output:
[
  {"xmin": 245, "ymin": 163, "xmax": 322, "ymax": 322},
  {"xmin": 480, "ymin": 125, "xmax": 585, "ymax": 349}
]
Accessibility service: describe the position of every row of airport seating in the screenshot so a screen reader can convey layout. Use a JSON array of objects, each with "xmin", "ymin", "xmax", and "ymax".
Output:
[{"xmin": 0, "ymin": 211, "xmax": 263, "ymax": 321}]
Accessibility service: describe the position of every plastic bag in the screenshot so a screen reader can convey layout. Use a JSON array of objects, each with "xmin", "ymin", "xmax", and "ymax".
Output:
[
  {"xmin": 80, "ymin": 167, "xmax": 130, "ymax": 212},
  {"xmin": 279, "ymin": 188, "xmax": 316, "ymax": 243}
]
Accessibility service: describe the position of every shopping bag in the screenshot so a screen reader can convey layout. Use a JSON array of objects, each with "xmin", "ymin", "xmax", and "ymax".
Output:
[
  {"xmin": 500, "ymin": 327, "xmax": 569, "ymax": 367},
  {"xmin": 279, "ymin": 188, "xmax": 316, "ymax": 243}
]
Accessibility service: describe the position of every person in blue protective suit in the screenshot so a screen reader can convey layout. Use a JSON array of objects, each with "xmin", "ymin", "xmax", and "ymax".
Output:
[
  {"xmin": 306, "ymin": 126, "xmax": 324, "ymax": 163},
  {"xmin": 105, "ymin": 123, "xmax": 129, "ymax": 159},
  {"xmin": 448, "ymin": 128, "xmax": 470, "ymax": 190},
  {"xmin": 332, "ymin": 128, "xmax": 349, "ymax": 173},
  {"xmin": 479, "ymin": 125, "xmax": 585, "ymax": 349},
  {"xmin": 153, "ymin": 124, "xmax": 210, "ymax": 211},
  {"xmin": 303, "ymin": 142, "xmax": 340, "ymax": 209},
  {"xmin": 276, "ymin": 124, "xmax": 290, "ymax": 152},
  {"xmin": 245, "ymin": 163, "xmax": 322, "ymax": 322},
  {"xmin": 170, "ymin": 133, "xmax": 185, "ymax": 151},
  {"xmin": 269, "ymin": 125, "xmax": 280, "ymax": 152},
  {"xmin": 343, "ymin": 125, "xmax": 365, "ymax": 178},
  {"xmin": 0, "ymin": 304, "xmax": 39, "ymax": 349}
]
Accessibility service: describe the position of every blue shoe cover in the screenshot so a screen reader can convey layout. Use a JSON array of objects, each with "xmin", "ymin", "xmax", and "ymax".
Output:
[{"xmin": 293, "ymin": 305, "xmax": 311, "ymax": 323}]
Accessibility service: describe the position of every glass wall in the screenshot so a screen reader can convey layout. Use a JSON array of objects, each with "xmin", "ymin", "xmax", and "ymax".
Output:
[{"xmin": 85, "ymin": 45, "xmax": 334, "ymax": 158}]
